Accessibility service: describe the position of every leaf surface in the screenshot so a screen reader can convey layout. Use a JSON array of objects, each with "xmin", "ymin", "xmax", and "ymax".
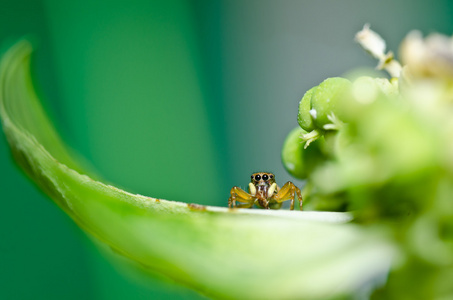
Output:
[{"xmin": 0, "ymin": 40, "xmax": 395, "ymax": 299}]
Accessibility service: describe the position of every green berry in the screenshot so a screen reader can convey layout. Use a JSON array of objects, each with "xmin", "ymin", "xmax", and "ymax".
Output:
[
  {"xmin": 298, "ymin": 86, "xmax": 317, "ymax": 132},
  {"xmin": 281, "ymin": 127, "xmax": 325, "ymax": 179},
  {"xmin": 311, "ymin": 77, "xmax": 351, "ymax": 129}
]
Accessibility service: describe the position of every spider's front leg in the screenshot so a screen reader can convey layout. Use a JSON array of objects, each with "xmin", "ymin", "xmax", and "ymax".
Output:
[
  {"xmin": 228, "ymin": 186, "xmax": 255, "ymax": 208},
  {"xmin": 272, "ymin": 182, "xmax": 303, "ymax": 210}
]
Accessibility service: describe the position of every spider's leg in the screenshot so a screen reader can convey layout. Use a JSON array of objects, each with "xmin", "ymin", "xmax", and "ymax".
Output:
[
  {"xmin": 272, "ymin": 182, "xmax": 303, "ymax": 210},
  {"xmin": 296, "ymin": 185, "xmax": 303, "ymax": 210},
  {"xmin": 229, "ymin": 186, "xmax": 254, "ymax": 208},
  {"xmin": 236, "ymin": 203, "xmax": 255, "ymax": 208}
]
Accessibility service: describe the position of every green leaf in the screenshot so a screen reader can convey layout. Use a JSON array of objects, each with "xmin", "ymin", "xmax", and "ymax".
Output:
[{"xmin": 0, "ymin": 40, "xmax": 396, "ymax": 299}]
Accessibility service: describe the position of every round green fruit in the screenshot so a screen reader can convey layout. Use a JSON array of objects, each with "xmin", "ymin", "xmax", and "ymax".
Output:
[
  {"xmin": 298, "ymin": 86, "xmax": 317, "ymax": 132},
  {"xmin": 311, "ymin": 77, "xmax": 351, "ymax": 129},
  {"xmin": 282, "ymin": 127, "xmax": 325, "ymax": 179}
]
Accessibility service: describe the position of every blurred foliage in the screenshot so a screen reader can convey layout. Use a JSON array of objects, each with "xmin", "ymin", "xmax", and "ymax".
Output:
[{"xmin": 282, "ymin": 27, "xmax": 453, "ymax": 299}]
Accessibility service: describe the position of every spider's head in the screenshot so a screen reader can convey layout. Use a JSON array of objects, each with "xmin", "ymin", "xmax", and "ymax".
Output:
[{"xmin": 250, "ymin": 172, "xmax": 275, "ymax": 187}]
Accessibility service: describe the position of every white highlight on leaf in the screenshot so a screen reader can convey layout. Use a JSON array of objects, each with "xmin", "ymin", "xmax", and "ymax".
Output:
[
  {"xmin": 286, "ymin": 162, "xmax": 295, "ymax": 170},
  {"xmin": 309, "ymin": 109, "xmax": 317, "ymax": 119}
]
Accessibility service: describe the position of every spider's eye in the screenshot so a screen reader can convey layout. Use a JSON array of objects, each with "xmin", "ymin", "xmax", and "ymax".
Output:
[
  {"xmin": 270, "ymin": 174, "xmax": 273, "ymax": 179},
  {"xmin": 254, "ymin": 174, "xmax": 261, "ymax": 181},
  {"xmin": 262, "ymin": 174, "xmax": 269, "ymax": 180}
]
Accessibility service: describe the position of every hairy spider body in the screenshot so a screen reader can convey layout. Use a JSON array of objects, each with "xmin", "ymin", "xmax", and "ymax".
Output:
[{"xmin": 228, "ymin": 172, "xmax": 303, "ymax": 210}]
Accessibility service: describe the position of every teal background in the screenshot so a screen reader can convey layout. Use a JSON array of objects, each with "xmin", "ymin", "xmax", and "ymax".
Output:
[{"xmin": 1, "ymin": 1, "xmax": 453, "ymax": 299}]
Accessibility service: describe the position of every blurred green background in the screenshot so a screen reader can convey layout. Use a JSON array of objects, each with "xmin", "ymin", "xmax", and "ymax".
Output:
[{"xmin": 1, "ymin": 0, "xmax": 453, "ymax": 299}]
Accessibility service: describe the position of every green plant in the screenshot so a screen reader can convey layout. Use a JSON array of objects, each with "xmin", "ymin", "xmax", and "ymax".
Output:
[
  {"xmin": 282, "ymin": 25, "xmax": 453, "ymax": 298},
  {"xmin": 0, "ymin": 39, "xmax": 393, "ymax": 300},
  {"xmin": 3, "ymin": 24, "xmax": 453, "ymax": 299}
]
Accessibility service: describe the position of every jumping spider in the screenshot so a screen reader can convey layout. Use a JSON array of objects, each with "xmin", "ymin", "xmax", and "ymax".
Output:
[{"xmin": 228, "ymin": 172, "xmax": 303, "ymax": 210}]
